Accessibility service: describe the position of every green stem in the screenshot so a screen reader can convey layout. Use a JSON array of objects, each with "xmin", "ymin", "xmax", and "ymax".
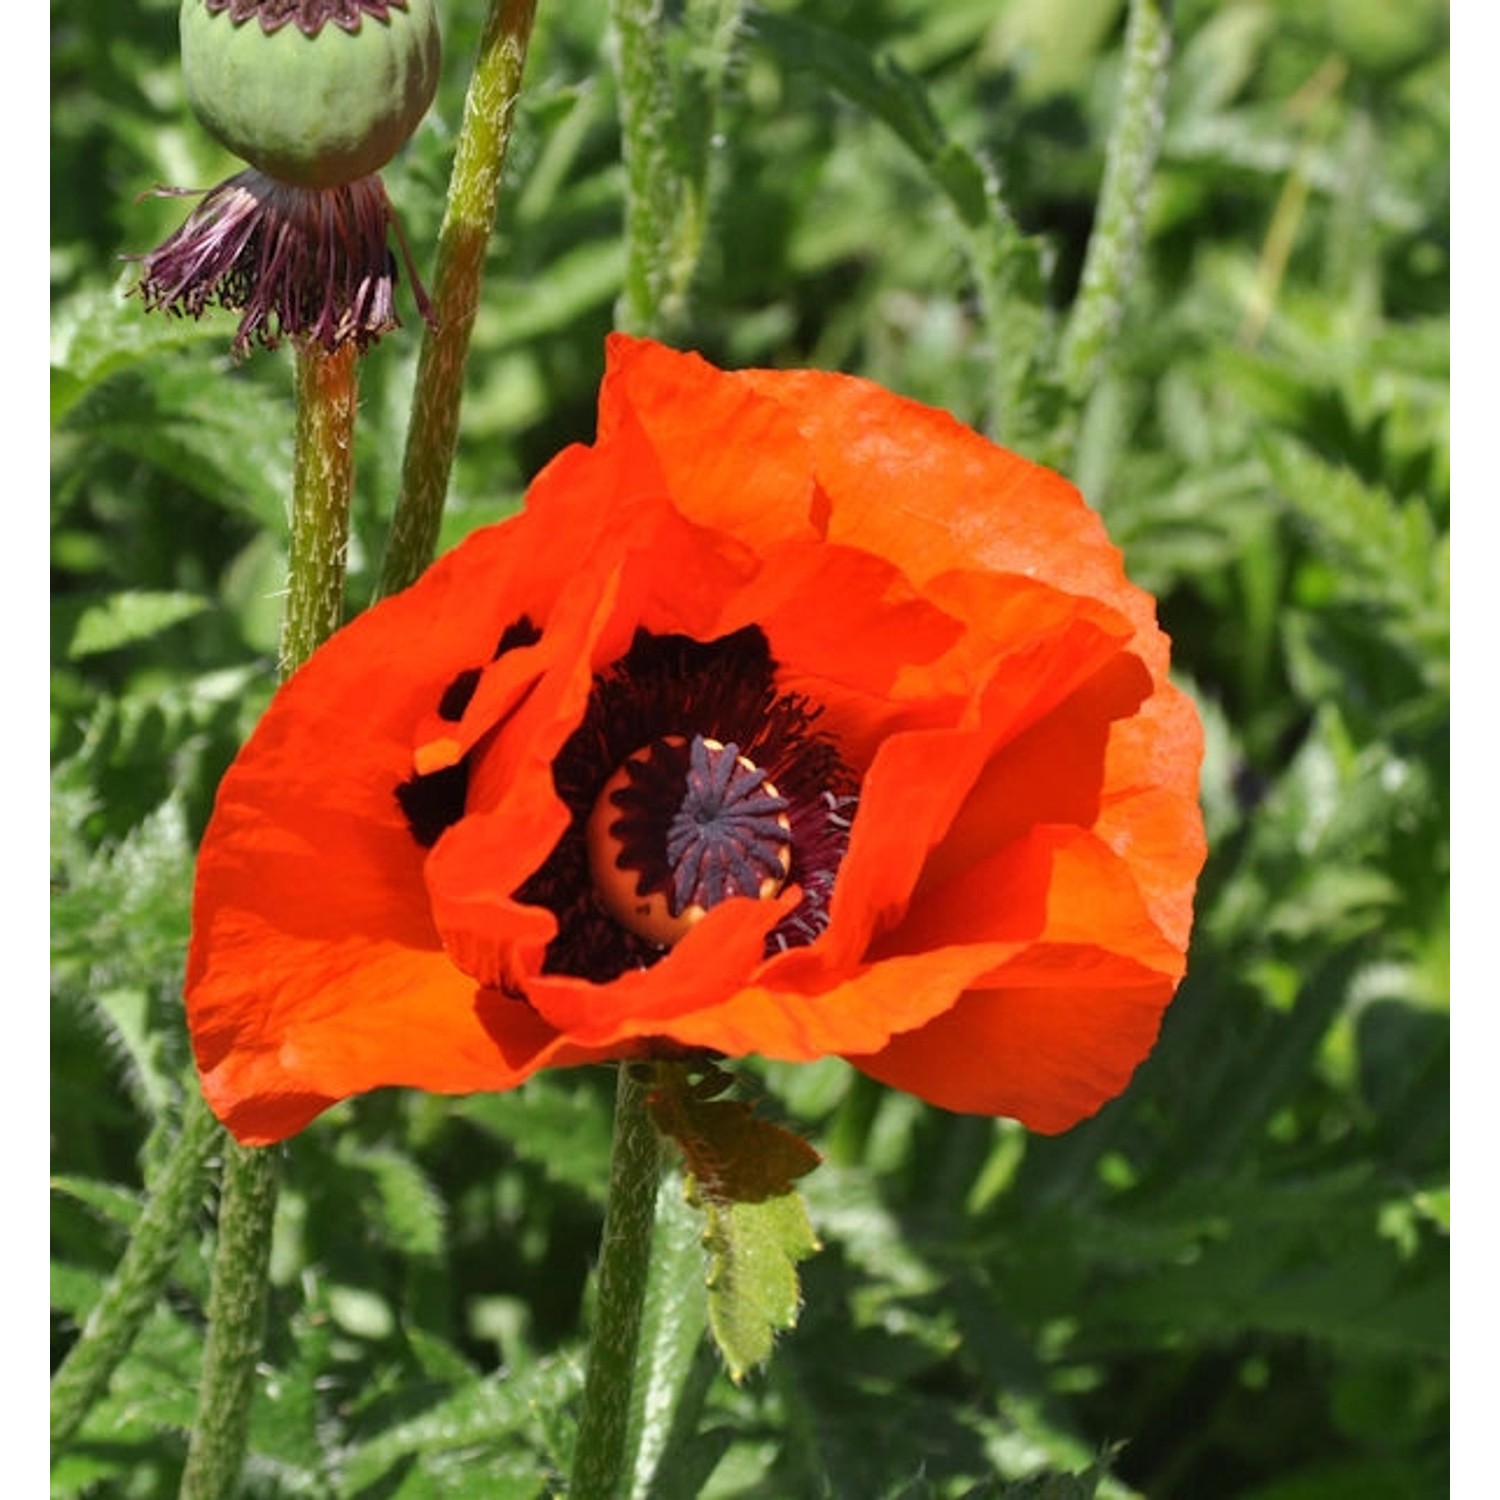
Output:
[
  {"xmin": 283, "ymin": 341, "xmax": 359, "ymax": 671},
  {"xmin": 610, "ymin": 0, "xmax": 677, "ymax": 336},
  {"xmin": 1056, "ymin": 0, "xmax": 1172, "ymax": 400},
  {"xmin": 177, "ymin": 1145, "xmax": 281, "ymax": 1500},
  {"xmin": 609, "ymin": 0, "xmax": 745, "ymax": 336},
  {"xmin": 570, "ymin": 1063, "xmax": 665, "ymax": 1500},
  {"xmin": 621, "ymin": 1169, "xmax": 713, "ymax": 1500},
  {"xmin": 179, "ymin": 338, "xmax": 360, "ymax": 1500},
  {"xmin": 378, "ymin": 0, "xmax": 540, "ymax": 599},
  {"xmin": 49, "ymin": 1093, "xmax": 221, "ymax": 1461}
]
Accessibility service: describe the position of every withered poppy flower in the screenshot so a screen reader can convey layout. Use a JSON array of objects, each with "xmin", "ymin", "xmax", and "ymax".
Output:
[
  {"xmin": 187, "ymin": 336, "xmax": 1206, "ymax": 1144},
  {"xmin": 133, "ymin": 1, "xmax": 439, "ymax": 355}
]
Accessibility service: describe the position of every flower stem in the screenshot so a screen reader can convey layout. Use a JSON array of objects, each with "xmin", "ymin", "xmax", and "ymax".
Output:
[
  {"xmin": 49, "ymin": 1092, "xmax": 221, "ymax": 1461},
  {"xmin": 378, "ymin": 0, "xmax": 540, "ymax": 599},
  {"xmin": 283, "ymin": 340, "xmax": 359, "ymax": 670},
  {"xmin": 609, "ymin": 0, "xmax": 744, "ymax": 336},
  {"xmin": 177, "ymin": 1143, "xmax": 280, "ymax": 1500},
  {"xmin": 1056, "ymin": 0, "xmax": 1172, "ymax": 400},
  {"xmin": 179, "ymin": 338, "xmax": 360, "ymax": 1500},
  {"xmin": 611, "ymin": 0, "xmax": 682, "ymax": 336},
  {"xmin": 569, "ymin": 1063, "xmax": 665, "ymax": 1500}
]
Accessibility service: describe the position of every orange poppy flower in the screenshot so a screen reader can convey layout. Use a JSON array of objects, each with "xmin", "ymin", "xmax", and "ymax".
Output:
[{"xmin": 187, "ymin": 335, "xmax": 1206, "ymax": 1145}]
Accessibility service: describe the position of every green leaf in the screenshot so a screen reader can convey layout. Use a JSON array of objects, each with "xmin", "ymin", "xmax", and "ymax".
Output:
[
  {"xmin": 646, "ymin": 1069, "xmax": 821, "ymax": 1205},
  {"xmin": 998, "ymin": 1452, "xmax": 1120, "ymax": 1499},
  {"xmin": 61, "ymin": 361, "xmax": 293, "ymax": 529},
  {"xmin": 698, "ymin": 1187, "xmax": 819, "ymax": 1383},
  {"xmin": 747, "ymin": 7, "xmax": 1050, "ymax": 435},
  {"xmin": 334, "ymin": 1141, "xmax": 448, "ymax": 1261},
  {"xmin": 643, "ymin": 1069, "xmax": 822, "ymax": 1381},
  {"xmin": 50, "ymin": 280, "xmax": 237, "ymax": 429},
  {"xmin": 58, "ymin": 589, "xmax": 210, "ymax": 660},
  {"xmin": 50, "ymin": 1175, "xmax": 143, "ymax": 1234},
  {"xmin": 335, "ymin": 1357, "xmax": 582, "ymax": 1496},
  {"xmin": 1261, "ymin": 432, "xmax": 1448, "ymax": 629},
  {"xmin": 452, "ymin": 1070, "xmax": 615, "ymax": 1202}
]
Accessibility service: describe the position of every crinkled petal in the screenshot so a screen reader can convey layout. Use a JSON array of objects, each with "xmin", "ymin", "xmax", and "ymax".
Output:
[
  {"xmin": 187, "ymin": 336, "xmax": 1206, "ymax": 1143},
  {"xmin": 845, "ymin": 826, "xmax": 1185, "ymax": 1129}
]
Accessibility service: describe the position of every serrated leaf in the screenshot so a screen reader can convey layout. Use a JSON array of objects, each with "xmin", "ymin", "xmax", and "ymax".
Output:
[
  {"xmin": 60, "ymin": 589, "xmax": 210, "ymax": 660},
  {"xmin": 403, "ymin": 1324, "xmax": 481, "ymax": 1385},
  {"xmin": 50, "ymin": 1174, "xmax": 144, "ymax": 1232},
  {"xmin": 650, "ymin": 1089, "xmax": 820, "ymax": 1206},
  {"xmin": 747, "ymin": 7, "xmax": 1051, "ymax": 430},
  {"xmin": 334, "ymin": 1141, "xmax": 448, "ymax": 1261},
  {"xmin": 453, "ymin": 1071, "xmax": 614, "ymax": 1201},
  {"xmin": 699, "ymin": 1188, "xmax": 819, "ymax": 1382},
  {"xmin": 476, "ymin": 240, "xmax": 628, "ymax": 349},
  {"xmin": 50, "ymin": 281, "xmax": 237, "ymax": 429},
  {"xmin": 998, "ymin": 1452, "xmax": 1118, "ymax": 1499},
  {"xmin": 749, "ymin": 9, "xmax": 1018, "ymax": 246},
  {"xmin": 51, "ymin": 784, "xmax": 197, "ymax": 1121},
  {"xmin": 61, "ymin": 362, "xmax": 293, "ymax": 528},
  {"xmin": 73, "ymin": 1303, "xmax": 205, "ymax": 1443},
  {"xmin": 50, "ymin": 1260, "xmax": 108, "ymax": 1325},
  {"xmin": 1261, "ymin": 434, "xmax": 1446, "ymax": 620},
  {"xmin": 335, "ymin": 1357, "xmax": 582, "ymax": 1495}
]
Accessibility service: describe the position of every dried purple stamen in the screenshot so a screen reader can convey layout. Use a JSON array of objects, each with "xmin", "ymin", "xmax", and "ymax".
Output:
[{"xmin": 132, "ymin": 169, "xmax": 431, "ymax": 357}]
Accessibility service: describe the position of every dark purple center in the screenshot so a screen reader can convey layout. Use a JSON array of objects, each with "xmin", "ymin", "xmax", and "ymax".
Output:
[{"xmin": 613, "ymin": 736, "xmax": 791, "ymax": 917}]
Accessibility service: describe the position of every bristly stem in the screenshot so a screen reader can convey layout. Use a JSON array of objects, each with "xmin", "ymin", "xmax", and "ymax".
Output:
[
  {"xmin": 608, "ymin": 0, "xmax": 745, "ymax": 337},
  {"xmin": 378, "ymin": 0, "xmax": 540, "ymax": 599},
  {"xmin": 283, "ymin": 340, "xmax": 359, "ymax": 671},
  {"xmin": 611, "ymin": 0, "xmax": 680, "ymax": 335},
  {"xmin": 179, "ymin": 337, "xmax": 359, "ymax": 1500},
  {"xmin": 49, "ymin": 1093, "xmax": 221, "ymax": 1461},
  {"xmin": 1056, "ymin": 0, "xmax": 1173, "ymax": 400},
  {"xmin": 569, "ymin": 1063, "xmax": 666, "ymax": 1500},
  {"xmin": 177, "ymin": 1143, "xmax": 281, "ymax": 1500}
]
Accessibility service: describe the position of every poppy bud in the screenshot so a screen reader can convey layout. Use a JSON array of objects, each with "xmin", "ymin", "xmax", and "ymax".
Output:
[{"xmin": 180, "ymin": 0, "xmax": 441, "ymax": 190}]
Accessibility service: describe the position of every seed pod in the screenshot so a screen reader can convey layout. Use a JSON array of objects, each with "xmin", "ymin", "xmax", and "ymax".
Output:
[{"xmin": 179, "ymin": 0, "xmax": 441, "ymax": 189}]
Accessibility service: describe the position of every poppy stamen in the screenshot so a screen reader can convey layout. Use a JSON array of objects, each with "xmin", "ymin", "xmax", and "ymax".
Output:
[
  {"xmin": 512, "ymin": 627, "xmax": 858, "ymax": 983},
  {"xmin": 587, "ymin": 735, "xmax": 793, "ymax": 948}
]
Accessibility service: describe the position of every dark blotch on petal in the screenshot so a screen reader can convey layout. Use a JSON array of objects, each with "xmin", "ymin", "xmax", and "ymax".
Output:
[
  {"xmin": 395, "ymin": 762, "xmax": 468, "ymax": 849},
  {"xmin": 395, "ymin": 614, "xmax": 543, "ymax": 846}
]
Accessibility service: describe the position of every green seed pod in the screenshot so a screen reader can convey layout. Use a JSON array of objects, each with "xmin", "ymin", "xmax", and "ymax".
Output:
[{"xmin": 180, "ymin": 0, "xmax": 441, "ymax": 190}]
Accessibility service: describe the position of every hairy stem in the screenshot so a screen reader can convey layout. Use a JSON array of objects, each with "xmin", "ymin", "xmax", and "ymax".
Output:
[
  {"xmin": 50, "ymin": 1094, "xmax": 221, "ymax": 1461},
  {"xmin": 1057, "ymin": 0, "xmax": 1173, "ymax": 399},
  {"xmin": 177, "ymin": 1144, "xmax": 281, "ymax": 1500},
  {"xmin": 179, "ymin": 338, "xmax": 359, "ymax": 1500},
  {"xmin": 379, "ymin": 0, "xmax": 540, "ymax": 599},
  {"xmin": 610, "ymin": 0, "xmax": 677, "ymax": 335},
  {"xmin": 609, "ymin": 0, "xmax": 743, "ymax": 335},
  {"xmin": 283, "ymin": 341, "xmax": 359, "ymax": 670},
  {"xmin": 569, "ymin": 1063, "xmax": 666, "ymax": 1500}
]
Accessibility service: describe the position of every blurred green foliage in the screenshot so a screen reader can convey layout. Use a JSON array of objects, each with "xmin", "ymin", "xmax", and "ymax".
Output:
[{"xmin": 52, "ymin": 0, "xmax": 1448, "ymax": 1495}]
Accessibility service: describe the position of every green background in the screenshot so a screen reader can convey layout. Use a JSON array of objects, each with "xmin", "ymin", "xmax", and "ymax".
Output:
[{"xmin": 51, "ymin": 1, "xmax": 1449, "ymax": 1495}]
